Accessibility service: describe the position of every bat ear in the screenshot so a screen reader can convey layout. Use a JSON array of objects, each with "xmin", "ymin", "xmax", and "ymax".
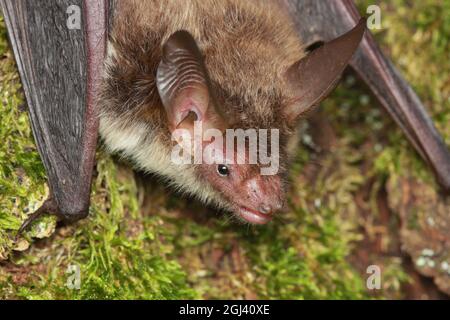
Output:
[
  {"xmin": 157, "ymin": 30, "xmax": 224, "ymax": 134},
  {"xmin": 284, "ymin": 18, "xmax": 366, "ymax": 121}
]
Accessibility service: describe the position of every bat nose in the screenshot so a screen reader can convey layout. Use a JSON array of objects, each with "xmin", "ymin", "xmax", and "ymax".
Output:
[{"xmin": 258, "ymin": 201, "xmax": 284, "ymax": 215}]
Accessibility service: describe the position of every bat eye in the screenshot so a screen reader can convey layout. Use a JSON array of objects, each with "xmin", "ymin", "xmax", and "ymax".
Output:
[{"xmin": 217, "ymin": 164, "xmax": 230, "ymax": 177}]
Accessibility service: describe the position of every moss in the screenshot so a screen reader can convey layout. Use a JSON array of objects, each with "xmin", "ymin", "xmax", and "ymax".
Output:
[
  {"xmin": 1, "ymin": 155, "xmax": 196, "ymax": 299},
  {"xmin": 0, "ymin": 15, "xmax": 53, "ymax": 260},
  {"xmin": 1, "ymin": 1, "xmax": 449, "ymax": 299}
]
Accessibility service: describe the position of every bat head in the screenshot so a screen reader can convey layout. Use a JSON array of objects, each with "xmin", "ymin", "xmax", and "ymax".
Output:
[{"xmin": 156, "ymin": 21, "xmax": 365, "ymax": 224}]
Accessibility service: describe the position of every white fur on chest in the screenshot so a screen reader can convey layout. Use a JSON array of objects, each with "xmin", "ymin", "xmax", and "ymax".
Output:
[{"xmin": 99, "ymin": 115, "xmax": 223, "ymax": 207}]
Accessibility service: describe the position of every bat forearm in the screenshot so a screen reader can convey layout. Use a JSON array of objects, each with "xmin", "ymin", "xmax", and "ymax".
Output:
[{"xmin": 80, "ymin": 0, "xmax": 108, "ymax": 203}]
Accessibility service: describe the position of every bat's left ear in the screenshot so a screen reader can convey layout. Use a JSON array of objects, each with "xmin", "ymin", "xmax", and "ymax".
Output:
[
  {"xmin": 156, "ymin": 30, "xmax": 226, "ymax": 132},
  {"xmin": 283, "ymin": 18, "xmax": 366, "ymax": 121}
]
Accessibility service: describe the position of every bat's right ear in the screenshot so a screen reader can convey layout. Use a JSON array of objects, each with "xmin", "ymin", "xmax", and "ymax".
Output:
[
  {"xmin": 156, "ymin": 30, "xmax": 223, "ymax": 134},
  {"xmin": 283, "ymin": 19, "xmax": 366, "ymax": 121}
]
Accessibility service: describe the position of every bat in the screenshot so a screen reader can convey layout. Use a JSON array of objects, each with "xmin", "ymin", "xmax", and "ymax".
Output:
[
  {"xmin": 1, "ymin": 0, "xmax": 448, "ymax": 230},
  {"xmin": 99, "ymin": 0, "xmax": 369, "ymax": 225}
]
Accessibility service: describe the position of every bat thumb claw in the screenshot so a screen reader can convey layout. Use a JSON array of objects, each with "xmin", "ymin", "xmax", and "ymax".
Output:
[{"xmin": 16, "ymin": 197, "xmax": 58, "ymax": 238}]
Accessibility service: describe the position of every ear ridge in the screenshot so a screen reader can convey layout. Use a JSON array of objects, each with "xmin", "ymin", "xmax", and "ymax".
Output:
[
  {"xmin": 157, "ymin": 30, "xmax": 213, "ymax": 130},
  {"xmin": 284, "ymin": 18, "xmax": 366, "ymax": 120}
]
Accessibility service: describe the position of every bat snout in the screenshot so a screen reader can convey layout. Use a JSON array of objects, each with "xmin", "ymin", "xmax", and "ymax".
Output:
[{"xmin": 236, "ymin": 176, "xmax": 284, "ymax": 224}]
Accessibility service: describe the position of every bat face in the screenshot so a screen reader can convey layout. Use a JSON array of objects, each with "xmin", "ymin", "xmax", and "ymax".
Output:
[
  {"xmin": 197, "ymin": 159, "xmax": 285, "ymax": 225},
  {"xmin": 99, "ymin": 1, "xmax": 365, "ymax": 225},
  {"xmin": 154, "ymin": 24, "xmax": 365, "ymax": 223},
  {"xmin": 155, "ymin": 29, "xmax": 293, "ymax": 224}
]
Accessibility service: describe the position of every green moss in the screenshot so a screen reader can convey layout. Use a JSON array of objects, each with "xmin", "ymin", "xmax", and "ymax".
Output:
[
  {"xmin": 1, "ymin": 155, "xmax": 196, "ymax": 299},
  {"xmin": 0, "ymin": 15, "xmax": 53, "ymax": 260}
]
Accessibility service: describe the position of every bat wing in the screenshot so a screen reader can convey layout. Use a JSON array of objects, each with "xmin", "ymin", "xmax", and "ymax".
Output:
[
  {"xmin": 1, "ymin": 0, "xmax": 108, "ymax": 230},
  {"xmin": 281, "ymin": 0, "xmax": 450, "ymax": 192}
]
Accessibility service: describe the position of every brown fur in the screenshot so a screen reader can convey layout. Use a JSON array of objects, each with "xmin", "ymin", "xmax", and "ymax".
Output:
[
  {"xmin": 99, "ymin": 0, "xmax": 306, "ymax": 217},
  {"xmin": 101, "ymin": 0, "xmax": 304, "ymax": 129}
]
